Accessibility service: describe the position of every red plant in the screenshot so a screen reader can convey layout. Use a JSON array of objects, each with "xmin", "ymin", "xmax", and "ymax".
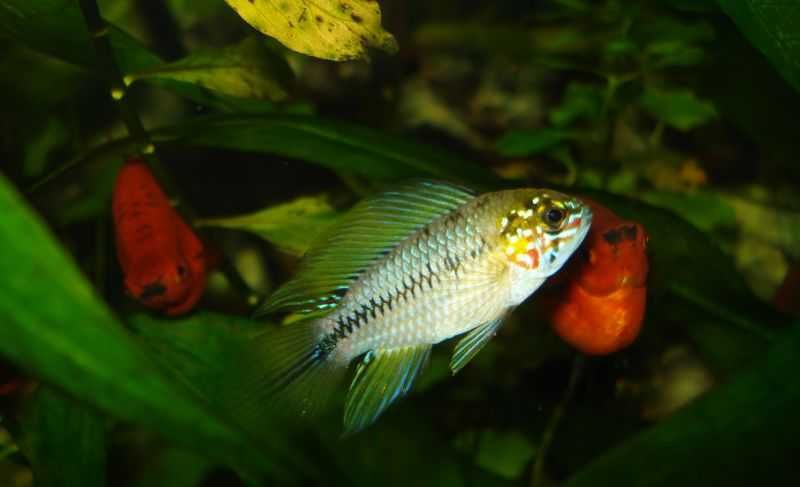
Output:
[
  {"xmin": 112, "ymin": 158, "xmax": 207, "ymax": 316},
  {"xmin": 542, "ymin": 200, "xmax": 649, "ymax": 355}
]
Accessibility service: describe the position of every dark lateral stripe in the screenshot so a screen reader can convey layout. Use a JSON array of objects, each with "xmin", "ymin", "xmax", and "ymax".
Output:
[{"xmin": 327, "ymin": 237, "xmax": 487, "ymax": 344}]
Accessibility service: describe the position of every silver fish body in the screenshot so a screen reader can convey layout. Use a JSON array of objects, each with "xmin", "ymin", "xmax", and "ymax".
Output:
[
  {"xmin": 233, "ymin": 182, "xmax": 592, "ymax": 433},
  {"xmin": 325, "ymin": 190, "xmax": 562, "ymax": 362}
]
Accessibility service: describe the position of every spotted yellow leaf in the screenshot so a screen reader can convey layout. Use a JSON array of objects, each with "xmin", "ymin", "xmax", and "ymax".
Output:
[{"xmin": 224, "ymin": 0, "xmax": 398, "ymax": 61}]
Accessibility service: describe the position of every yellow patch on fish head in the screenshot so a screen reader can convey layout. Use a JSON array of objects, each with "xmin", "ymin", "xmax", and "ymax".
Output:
[{"xmin": 500, "ymin": 190, "xmax": 592, "ymax": 276}]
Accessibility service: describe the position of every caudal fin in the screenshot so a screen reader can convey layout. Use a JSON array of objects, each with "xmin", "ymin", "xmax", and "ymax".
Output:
[{"xmin": 218, "ymin": 318, "xmax": 347, "ymax": 435}]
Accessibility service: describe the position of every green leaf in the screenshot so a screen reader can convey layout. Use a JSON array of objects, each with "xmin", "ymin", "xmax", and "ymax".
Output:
[
  {"xmin": 550, "ymin": 83, "xmax": 604, "ymax": 127},
  {"xmin": 566, "ymin": 323, "xmax": 800, "ymax": 487},
  {"xmin": 36, "ymin": 113, "xmax": 495, "ymax": 227},
  {"xmin": 718, "ymin": 0, "xmax": 800, "ymax": 93},
  {"xmin": 125, "ymin": 37, "xmax": 294, "ymax": 102},
  {"xmin": 16, "ymin": 387, "xmax": 107, "ymax": 487},
  {"xmin": 474, "ymin": 430, "xmax": 537, "ymax": 480},
  {"xmin": 639, "ymin": 87, "xmax": 717, "ymax": 131},
  {"xmin": 641, "ymin": 190, "xmax": 800, "ymax": 259},
  {"xmin": 127, "ymin": 312, "xmax": 261, "ymax": 403},
  {"xmin": 0, "ymin": 175, "xmax": 283, "ymax": 477},
  {"xmin": 198, "ymin": 194, "xmax": 339, "ymax": 256},
  {"xmin": 0, "ymin": 0, "xmax": 161, "ymax": 73},
  {"xmin": 644, "ymin": 40, "xmax": 705, "ymax": 68},
  {"xmin": 495, "ymin": 129, "xmax": 570, "ymax": 157},
  {"xmin": 154, "ymin": 114, "xmax": 497, "ymax": 183},
  {"xmin": 127, "ymin": 312, "xmax": 319, "ymax": 480},
  {"xmin": 223, "ymin": 0, "xmax": 398, "ymax": 61}
]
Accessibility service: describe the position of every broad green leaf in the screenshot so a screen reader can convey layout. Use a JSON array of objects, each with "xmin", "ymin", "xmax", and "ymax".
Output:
[
  {"xmin": 566, "ymin": 323, "xmax": 800, "ymax": 487},
  {"xmin": 702, "ymin": 19, "xmax": 800, "ymax": 179},
  {"xmin": 154, "ymin": 114, "xmax": 497, "ymax": 183},
  {"xmin": 128, "ymin": 312, "xmax": 260, "ymax": 407},
  {"xmin": 128, "ymin": 312, "xmax": 319, "ymax": 480},
  {"xmin": 198, "ymin": 194, "xmax": 339, "ymax": 256},
  {"xmin": 641, "ymin": 190, "xmax": 800, "ymax": 259},
  {"xmin": 0, "ymin": 175, "xmax": 282, "ymax": 477},
  {"xmin": 718, "ymin": 0, "xmax": 800, "ymax": 93},
  {"xmin": 656, "ymin": 295, "xmax": 771, "ymax": 378},
  {"xmin": 495, "ymin": 129, "xmax": 570, "ymax": 157},
  {"xmin": 639, "ymin": 87, "xmax": 717, "ymax": 131},
  {"xmin": 16, "ymin": 387, "xmax": 106, "ymax": 487},
  {"xmin": 0, "ymin": 0, "xmax": 160, "ymax": 73},
  {"xmin": 223, "ymin": 0, "xmax": 398, "ymax": 61},
  {"xmin": 125, "ymin": 38, "xmax": 294, "ymax": 102}
]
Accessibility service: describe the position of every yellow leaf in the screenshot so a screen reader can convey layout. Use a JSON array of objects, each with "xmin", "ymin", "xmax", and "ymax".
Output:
[
  {"xmin": 197, "ymin": 194, "xmax": 339, "ymax": 255},
  {"xmin": 224, "ymin": 0, "xmax": 398, "ymax": 61},
  {"xmin": 125, "ymin": 38, "xmax": 293, "ymax": 101}
]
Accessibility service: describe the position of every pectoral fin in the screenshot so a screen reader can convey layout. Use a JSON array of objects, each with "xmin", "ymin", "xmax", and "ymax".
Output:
[
  {"xmin": 450, "ymin": 316, "xmax": 506, "ymax": 375},
  {"xmin": 344, "ymin": 345, "xmax": 431, "ymax": 433}
]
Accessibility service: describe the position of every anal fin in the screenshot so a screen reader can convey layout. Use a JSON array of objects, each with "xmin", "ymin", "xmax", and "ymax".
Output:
[
  {"xmin": 344, "ymin": 345, "xmax": 431, "ymax": 433},
  {"xmin": 450, "ymin": 317, "xmax": 506, "ymax": 375}
]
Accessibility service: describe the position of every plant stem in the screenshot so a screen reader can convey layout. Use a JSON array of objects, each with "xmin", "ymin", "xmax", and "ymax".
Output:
[
  {"xmin": 530, "ymin": 354, "xmax": 585, "ymax": 487},
  {"xmin": 78, "ymin": 0, "xmax": 151, "ymax": 152},
  {"xmin": 76, "ymin": 0, "xmax": 257, "ymax": 305}
]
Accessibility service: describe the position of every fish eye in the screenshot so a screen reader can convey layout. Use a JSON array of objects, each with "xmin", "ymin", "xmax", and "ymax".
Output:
[
  {"xmin": 545, "ymin": 207, "xmax": 565, "ymax": 226},
  {"xmin": 176, "ymin": 264, "xmax": 188, "ymax": 279}
]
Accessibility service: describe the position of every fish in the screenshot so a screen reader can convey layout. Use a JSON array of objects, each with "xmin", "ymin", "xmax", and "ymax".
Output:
[
  {"xmin": 542, "ymin": 199, "xmax": 649, "ymax": 355},
  {"xmin": 112, "ymin": 158, "xmax": 207, "ymax": 316},
  {"xmin": 231, "ymin": 181, "xmax": 592, "ymax": 433}
]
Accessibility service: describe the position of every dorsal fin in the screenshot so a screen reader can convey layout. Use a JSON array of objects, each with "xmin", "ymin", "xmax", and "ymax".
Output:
[{"xmin": 256, "ymin": 180, "xmax": 476, "ymax": 316}]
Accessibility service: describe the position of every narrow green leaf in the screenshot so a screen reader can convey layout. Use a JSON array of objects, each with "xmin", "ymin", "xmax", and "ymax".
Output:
[
  {"xmin": 717, "ymin": 0, "xmax": 800, "ymax": 93},
  {"xmin": 125, "ymin": 38, "xmax": 293, "ymax": 102},
  {"xmin": 0, "ymin": 0, "xmax": 161, "ymax": 73},
  {"xmin": 36, "ymin": 113, "xmax": 495, "ymax": 226},
  {"xmin": 567, "ymin": 323, "xmax": 800, "ymax": 487},
  {"xmin": 16, "ymin": 387, "xmax": 106, "ymax": 487},
  {"xmin": 154, "ymin": 114, "xmax": 497, "ymax": 183},
  {"xmin": 223, "ymin": 0, "xmax": 398, "ymax": 62},
  {"xmin": 198, "ymin": 194, "xmax": 339, "ymax": 255},
  {"xmin": 0, "ymin": 175, "xmax": 278, "ymax": 476},
  {"xmin": 639, "ymin": 87, "xmax": 717, "ymax": 131}
]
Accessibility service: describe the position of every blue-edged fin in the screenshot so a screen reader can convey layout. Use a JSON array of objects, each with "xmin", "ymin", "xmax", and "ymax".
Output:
[
  {"xmin": 450, "ymin": 317, "xmax": 506, "ymax": 375},
  {"xmin": 218, "ymin": 318, "xmax": 347, "ymax": 433},
  {"xmin": 343, "ymin": 345, "xmax": 432, "ymax": 433},
  {"xmin": 256, "ymin": 181, "xmax": 476, "ymax": 316}
]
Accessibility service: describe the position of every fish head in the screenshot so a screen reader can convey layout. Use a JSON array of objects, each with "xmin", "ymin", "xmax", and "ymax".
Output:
[{"xmin": 499, "ymin": 190, "xmax": 592, "ymax": 278}]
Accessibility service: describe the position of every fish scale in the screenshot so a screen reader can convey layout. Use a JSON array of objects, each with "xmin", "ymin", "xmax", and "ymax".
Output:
[{"xmin": 327, "ymin": 197, "xmax": 505, "ymax": 359}]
